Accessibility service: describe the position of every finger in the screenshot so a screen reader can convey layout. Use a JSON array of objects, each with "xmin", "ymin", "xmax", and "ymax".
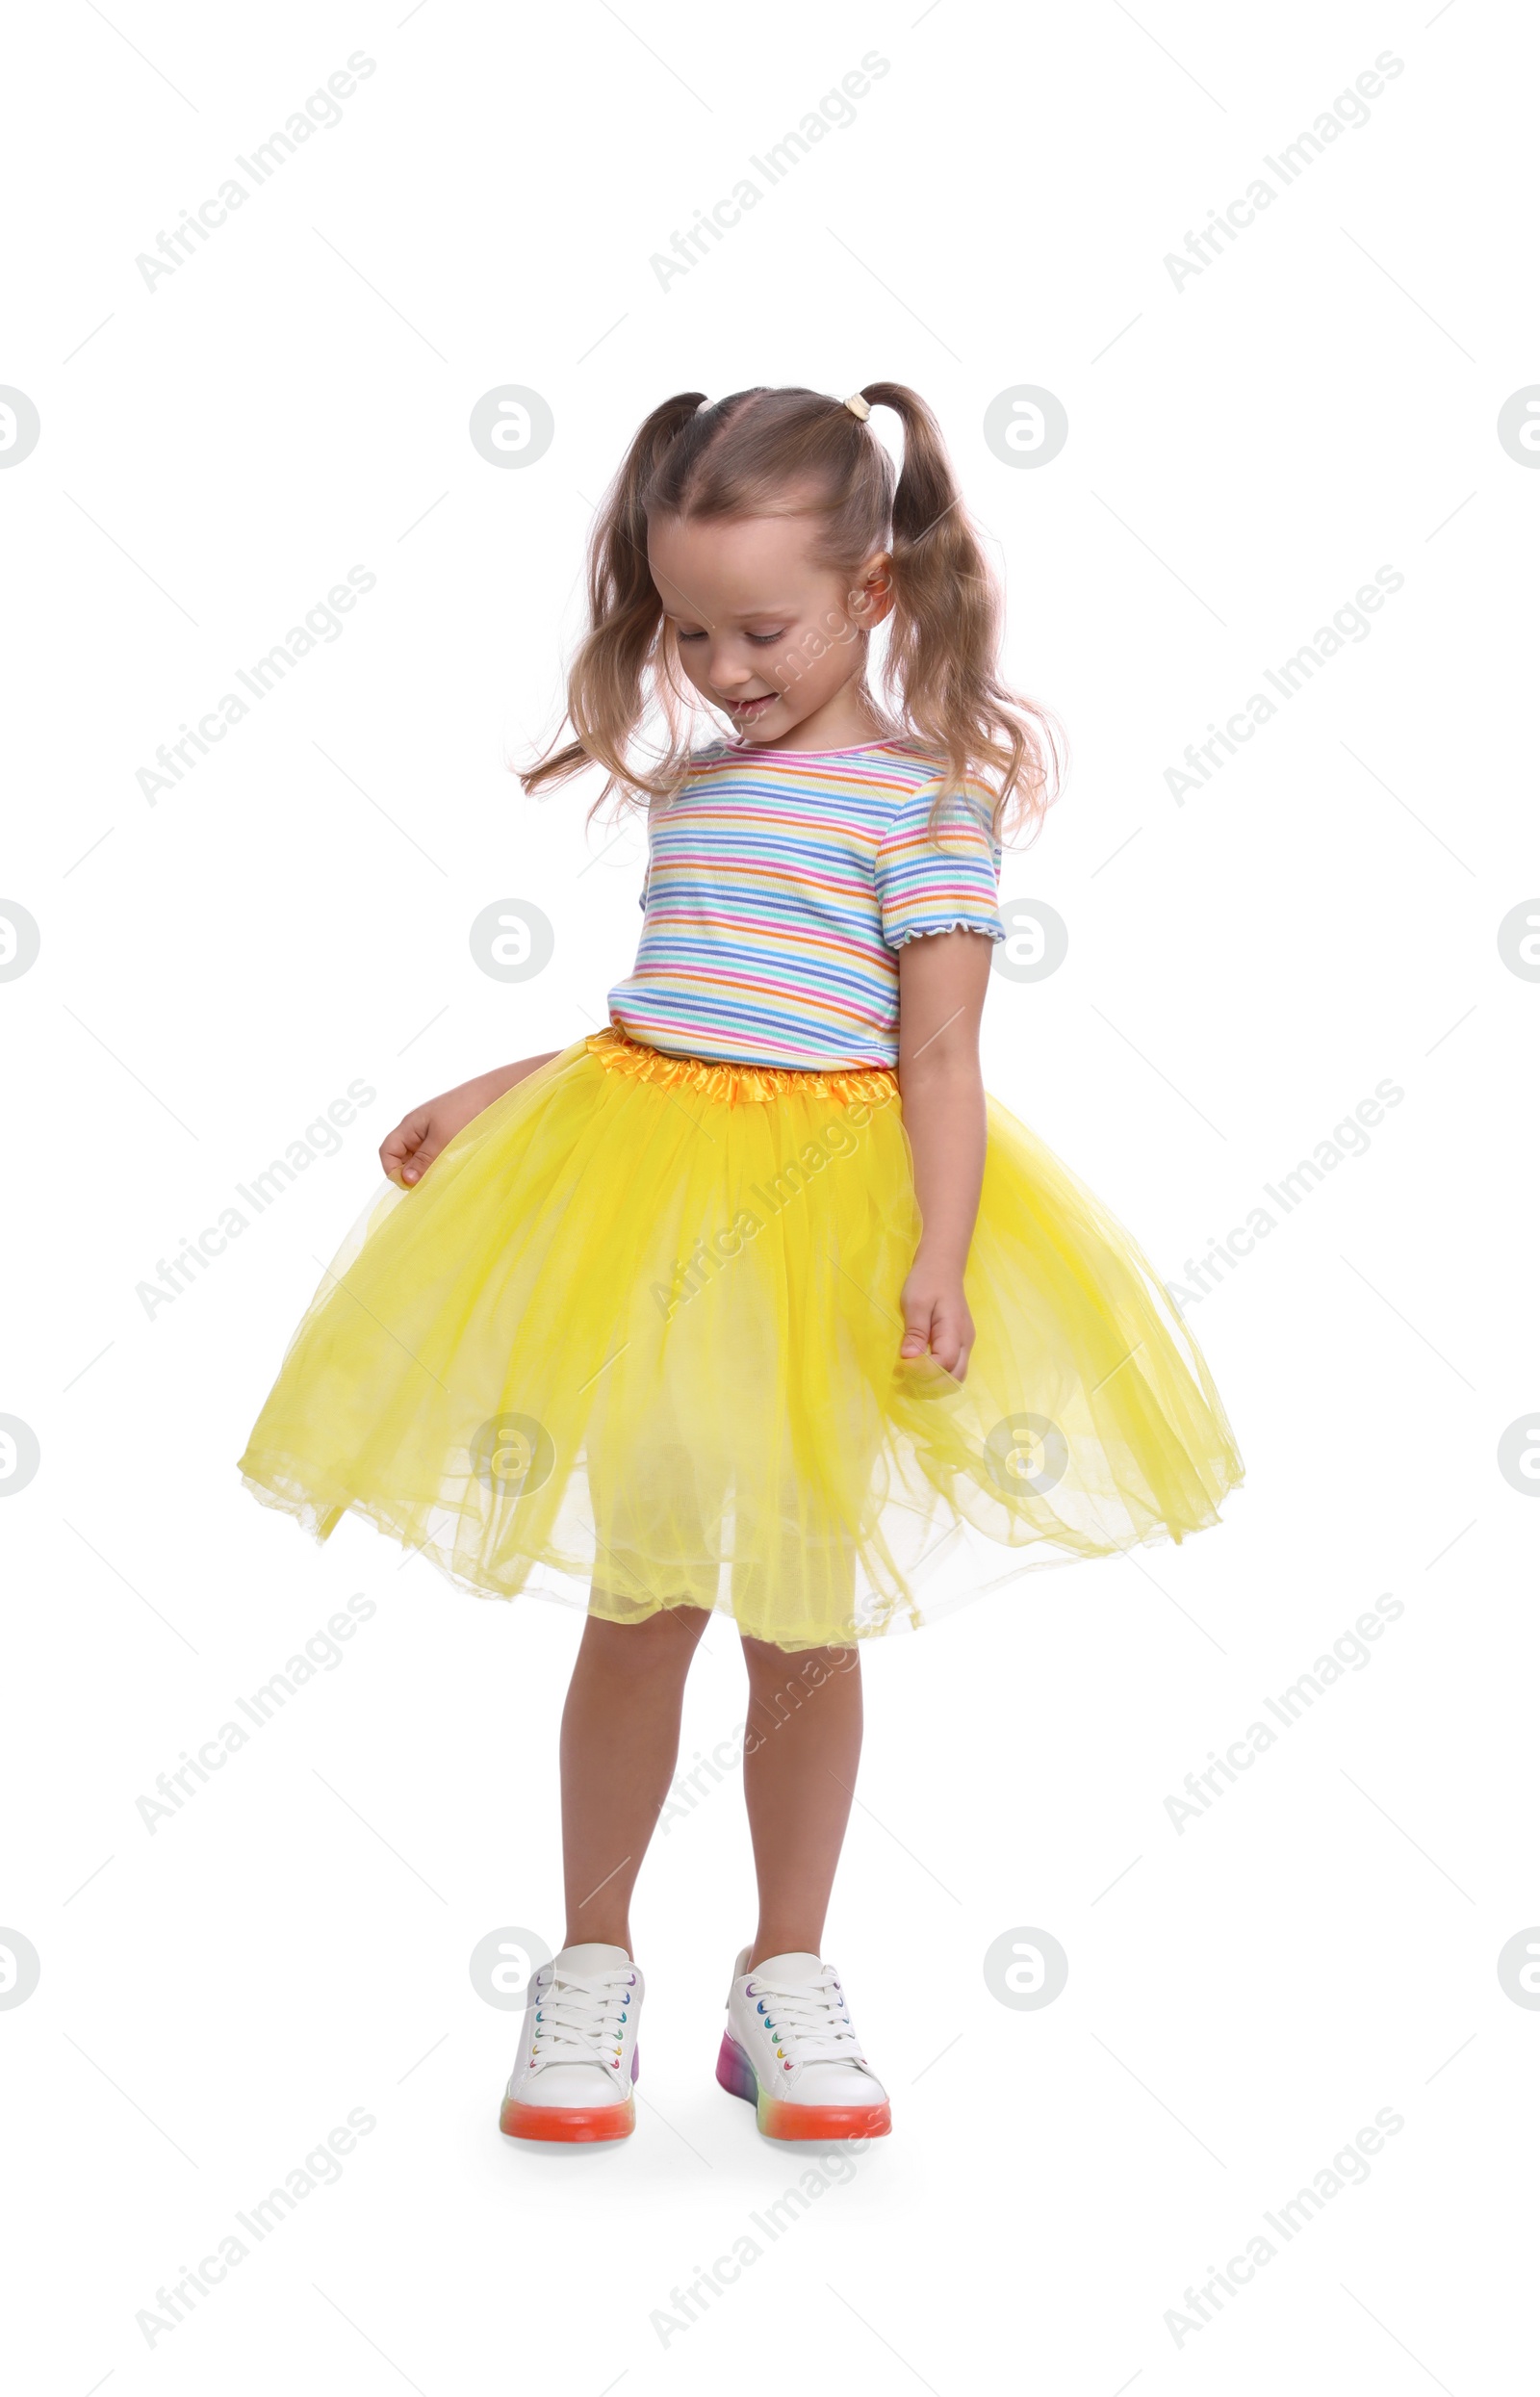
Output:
[
  {"xmin": 898, "ymin": 1307, "xmax": 934, "ymax": 1358},
  {"xmin": 379, "ymin": 1135, "xmax": 417, "ymax": 1184},
  {"xmin": 400, "ymin": 1123, "xmax": 455, "ymax": 1186},
  {"xmin": 929, "ymin": 1309, "xmax": 973, "ymax": 1378},
  {"xmin": 382, "ymin": 1111, "xmax": 439, "ymax": 1185}
]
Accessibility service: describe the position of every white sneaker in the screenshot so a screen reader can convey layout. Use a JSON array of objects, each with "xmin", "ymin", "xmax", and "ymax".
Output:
[
  {"xmin": 717, "ymin": 1946, "xmax": 891, "ymax": 2141},
  {"xmin": 500, "ymin": 1943, "xmax": 641, "ymax": 2143}
]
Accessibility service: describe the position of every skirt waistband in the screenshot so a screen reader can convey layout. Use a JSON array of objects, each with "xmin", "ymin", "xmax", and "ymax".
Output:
[{"xmin": 584, "ymin": 1023, "xmax": 899, "ymax": 1107}]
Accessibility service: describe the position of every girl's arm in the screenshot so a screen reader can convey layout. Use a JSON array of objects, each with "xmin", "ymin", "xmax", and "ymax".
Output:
[
  {"xmin": 894, "ymin": 930, "xmax": 993, "ymax": 1381},
  {"xmin": 380, "ymin": 1050, "xmax": 560, "ymax": 1185}
]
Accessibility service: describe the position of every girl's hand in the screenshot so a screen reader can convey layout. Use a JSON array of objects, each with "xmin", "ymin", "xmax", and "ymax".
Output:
[
  {"xmin": 380, "ymin": 1052, "xmax": 558, "ymax": 1186},
  {"xmin": 379, "ymin": 1087, "xmax": 482, "ymax": 1186},
  {"xmin": 898, "ymin": 1258, "xmax": 975, "ymax": 1382}
]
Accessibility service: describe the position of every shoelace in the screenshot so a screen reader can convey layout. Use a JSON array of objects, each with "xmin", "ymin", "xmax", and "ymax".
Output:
[
  {"xmin": 745, "ymin": 1967, "xmax": 866, "ymax": 2068},
  {"xmin": 527, "ymin": 1967, "xmax": 636, "ymax": 2074}
]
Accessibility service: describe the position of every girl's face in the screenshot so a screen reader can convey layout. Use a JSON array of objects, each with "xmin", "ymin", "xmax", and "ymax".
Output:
[{"xmin": 648, "ymin": 509, "xmax": 892, "ymax": 748}]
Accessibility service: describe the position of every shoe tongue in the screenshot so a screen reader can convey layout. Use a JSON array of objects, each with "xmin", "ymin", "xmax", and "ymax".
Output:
[
  {"xmin": 751, "ymin": 1950, "xmax": 824, "ymax": 1988},
  {"xmin": 552, "ymin": 1943, "xmax": 631, "ymax": 1974}
]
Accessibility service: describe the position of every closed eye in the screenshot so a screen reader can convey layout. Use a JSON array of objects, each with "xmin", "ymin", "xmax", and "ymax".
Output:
[{"xmin": 675, "ymin": 629, "xmax": 787, "ymax": 645}]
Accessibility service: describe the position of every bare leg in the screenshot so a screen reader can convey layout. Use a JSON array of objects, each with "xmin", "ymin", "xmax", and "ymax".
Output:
[
  {"xmin": 740, "ymin": 1638, "xmax": 862, "ymax": 1967},
  {"xmin": 558, "ymin": 1603, "xmax": 712, "ymax": 1952}
]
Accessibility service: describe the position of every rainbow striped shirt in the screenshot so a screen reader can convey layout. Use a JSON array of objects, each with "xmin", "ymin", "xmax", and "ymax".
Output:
[{"xmin": 605, "ymin": 739, "xmax": 1006, "ymax": 1070}]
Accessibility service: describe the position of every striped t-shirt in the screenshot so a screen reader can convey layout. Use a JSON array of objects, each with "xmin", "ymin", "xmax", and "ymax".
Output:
[{"xmin": 605, "ymin": 739, "xmax": 1006, "ymax": 1070}]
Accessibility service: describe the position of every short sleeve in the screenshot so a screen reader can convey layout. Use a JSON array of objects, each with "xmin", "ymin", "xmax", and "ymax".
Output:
[{"xmin": 874, "ymin": 779, "xmax": 1005, "ymax": 950}]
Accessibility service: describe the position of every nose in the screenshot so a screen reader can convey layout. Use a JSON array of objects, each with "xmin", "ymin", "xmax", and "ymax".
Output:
[{"xmin": 708, "ymin": 648, "xmax": 754, "ymax": 693}]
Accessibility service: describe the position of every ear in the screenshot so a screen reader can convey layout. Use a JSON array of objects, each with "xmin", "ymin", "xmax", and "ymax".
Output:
[{"xmin": 847, "ymin": 551, "xmax": 894, "ymax": 631}]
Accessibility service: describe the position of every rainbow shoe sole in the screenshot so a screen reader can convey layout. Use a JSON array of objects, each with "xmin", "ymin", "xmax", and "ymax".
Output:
[
  {"xmin": 500, "ymin": 2048, "xmax": 639, "ymax": 2143},
  {"xmin": 715, "ymin": 2032, "xmax": 891, "ymax": 2142}
]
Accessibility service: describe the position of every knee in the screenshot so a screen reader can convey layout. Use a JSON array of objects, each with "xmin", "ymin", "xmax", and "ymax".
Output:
[
  {"xmin": 582, "ymin": 1604, "xmax": 711, "ymax": 1683},
  {"xmin": 742, "ymin": 1637, "xmax": 860, "ymax": 1696}
]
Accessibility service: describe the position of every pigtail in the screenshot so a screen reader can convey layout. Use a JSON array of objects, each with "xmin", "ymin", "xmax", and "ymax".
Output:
[
  {"xmin": 523, "ymin": 390, "xmax": 706, "ymax": 815},
  {"xmin": 858, "ymin": 382, "xmax": 1065, "ymax": 845}
]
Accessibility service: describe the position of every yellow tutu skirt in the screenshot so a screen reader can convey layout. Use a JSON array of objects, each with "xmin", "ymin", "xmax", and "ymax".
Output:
[{"xmin": 238, "ymin": 1026, "xmax": 1243, "ymax": 1649}]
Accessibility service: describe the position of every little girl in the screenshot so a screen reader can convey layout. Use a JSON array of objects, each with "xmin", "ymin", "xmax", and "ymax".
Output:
[{"xmin": 239, "ymin": 382, "xmax": 1243, "ymax": 2147}]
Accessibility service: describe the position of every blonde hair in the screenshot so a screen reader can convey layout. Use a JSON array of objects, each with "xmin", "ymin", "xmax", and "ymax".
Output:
[{"xmin": 522, "ymin": 382, "xmax": 1065, "ymax": 843}]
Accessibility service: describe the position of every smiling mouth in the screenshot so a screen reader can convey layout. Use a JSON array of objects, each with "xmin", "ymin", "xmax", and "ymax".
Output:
[{"xmin": 724, "ymin": 693, "xmax": 777, "ymax": 715}]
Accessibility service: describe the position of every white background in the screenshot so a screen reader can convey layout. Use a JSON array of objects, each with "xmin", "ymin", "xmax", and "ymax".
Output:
[{"xmin": 3, "ymin": 1, "xmax": 1536, "ymax": 2388}]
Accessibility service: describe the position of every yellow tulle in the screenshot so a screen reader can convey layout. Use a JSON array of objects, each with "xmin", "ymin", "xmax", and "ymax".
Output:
[{"xmin": 238, "ymin": 1027, "xmax": 1243, "ymax": 1649}]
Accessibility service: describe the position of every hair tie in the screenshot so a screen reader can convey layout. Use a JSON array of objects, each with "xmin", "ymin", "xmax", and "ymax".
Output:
[{"xmin": 842, "ymin": 392, "xmax": 871, "ymax": 421}]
